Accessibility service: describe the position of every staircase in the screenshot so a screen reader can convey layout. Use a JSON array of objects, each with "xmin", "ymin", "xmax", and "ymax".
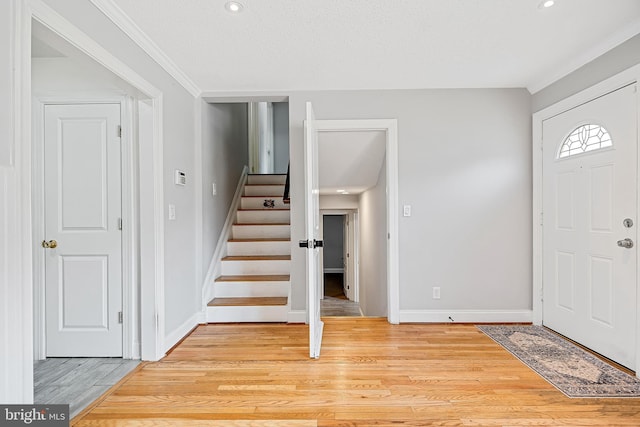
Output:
[{"xmin": 207, "ymin": 174, "xmax": 290, "ymax": 322}]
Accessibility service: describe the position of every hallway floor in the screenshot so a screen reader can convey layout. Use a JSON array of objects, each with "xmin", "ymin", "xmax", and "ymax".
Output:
[
  {"xmin": 34, "ymin": 357, "xmax": 139, "ymax": 418},
  {"xmin": 321, "ymin": 273, "xmax": 362, "ymax": 317}
]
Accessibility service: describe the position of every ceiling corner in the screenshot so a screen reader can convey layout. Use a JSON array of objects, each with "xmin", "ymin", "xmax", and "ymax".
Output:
[
  {"xmin": 527, "ymin": 17, "xmax": 640, "ymax": 94},
  {"xmin": 88, "ymin": 0, "xmax": 202, "ymax": 98}
]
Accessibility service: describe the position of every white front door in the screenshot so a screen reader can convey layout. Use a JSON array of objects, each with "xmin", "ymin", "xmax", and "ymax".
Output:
[
  {"xmin": 542, "ymin": 84, "xmax": 637, "ymax": 369},
  {"xmin": 303, "ymin": 102, "xmax": 324, "ymax": 359},
  {"xmin": 44, "ymin": 103, "xmax": 123, "ymax": 357}
]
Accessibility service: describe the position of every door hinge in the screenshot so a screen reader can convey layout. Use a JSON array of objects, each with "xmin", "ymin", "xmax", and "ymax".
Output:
[
  {"xmin": 118, "ymin": 311, "xmax": 123, "ymax": 324},
  {"xmin": 118, "ymin": 217, "xmax": 122, "ymax": 230},
  {"xmin": 117, "ymin": 125, "xmax": 122, "ymax": 138}
]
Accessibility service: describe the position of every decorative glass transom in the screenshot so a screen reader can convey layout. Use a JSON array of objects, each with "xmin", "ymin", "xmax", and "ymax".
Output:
[{"xmin": 558, "ymin": 124, "xmax": 612, "ymax": 159}]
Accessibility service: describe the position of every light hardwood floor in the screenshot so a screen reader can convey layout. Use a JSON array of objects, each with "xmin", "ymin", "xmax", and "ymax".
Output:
[{"xmin": 72, "ymin": 319, "xmax": 640, "ymax": 426}]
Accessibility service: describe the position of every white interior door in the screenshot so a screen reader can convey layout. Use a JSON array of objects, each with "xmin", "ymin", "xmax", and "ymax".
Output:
[
  {"xmin": 303, "ymin": 101, "xmax": 324, "ymax": 359},
  {"xmin": 542, "ymin": 84, "xmax": 637, "ymax": 369},
  {"xmin": 44, "ymin": 103, "xmax": 123, "ymax": 357}
]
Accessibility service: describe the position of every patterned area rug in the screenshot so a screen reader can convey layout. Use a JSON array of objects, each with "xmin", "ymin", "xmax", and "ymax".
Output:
[{"xmin": 478, "ymin": 325, "xmax": 640, "ymax": 398}]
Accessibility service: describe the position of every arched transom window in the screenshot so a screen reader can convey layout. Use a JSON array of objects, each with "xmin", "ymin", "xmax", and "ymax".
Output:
[{"xmin": 558, "ymin": 124, "xmax": 612, "ymax": 159}]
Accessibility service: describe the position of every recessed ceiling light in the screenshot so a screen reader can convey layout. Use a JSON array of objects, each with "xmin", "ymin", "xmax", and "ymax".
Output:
[
  {"xmin": 539, "ymin": 0, "xmax": 555, "ymax": 8},
  {"xmin": 336, "ymin": 189, "xmax": 345, "ymax": 193},
  {"xmin": 225, "ymin": 1, "xmax": 244, "ymax": 13}
]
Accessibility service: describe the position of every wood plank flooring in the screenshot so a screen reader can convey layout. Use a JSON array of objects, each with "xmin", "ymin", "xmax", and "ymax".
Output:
[{"xmin": 72, "ymin": 319, "xmax": 640, "ymax": 426}]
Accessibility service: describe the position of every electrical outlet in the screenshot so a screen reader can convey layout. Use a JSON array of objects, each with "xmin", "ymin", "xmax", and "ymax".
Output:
[
  {"xmin": 432, "ymin": 287, "xmax": 441, "ymax": 299},
  {"xmin": 168, "ymin": 204, "xmax": 176, "ymax": 220}
]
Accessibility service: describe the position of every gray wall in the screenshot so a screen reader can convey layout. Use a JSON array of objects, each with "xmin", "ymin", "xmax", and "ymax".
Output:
[
  {"xmin": 358, "ymin": 161, "xmax": 388, "ymax": 317},
  {"xmin": 273, "ymin": 102, "xmax": 289, "ymax": 174},
  {"xmin": 322, "ymin": 215, "xmax": 344, "ymax": 270},
  {"xmin": 201, "ymin": 102, "xmax": 248, "ymax": 272},
  {"xmin": 288, "ymin": 89, "xmax": 532, "ymax": 316},
  {"xmin": 532, "ymin": 34, "xmax": 640, "ymax": 112}
]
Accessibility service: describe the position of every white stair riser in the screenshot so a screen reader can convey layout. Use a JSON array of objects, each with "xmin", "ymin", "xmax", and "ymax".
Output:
[
  {"xmin": 247, "ymin": 175, "xmax": 286, "ymax": 185},
  {"xmin": 240, "ymin": 198, "xmax": 289, "ymax": 210},
  {"xmin": 227, "ymin": 241, "xmax": 291, "ymax": 256},
  {"xmin": 221, "ymin": 260, "xmax": 290, "ymax": 275},
  {"xmin": 207, "ymin": 305, "xmax": 288, "ymax": 323},
  {"xmin": 244, "ymin": 185, "xmax": 285, "ymax": 196},
  {"xmin": 237, "ymin": 210, "xmax": 290, "ymax": 224},
  {"xmin": 214, "ymin": 281, "xmax": 289, "ymax": 298},
  {"xmin": 232, "ymin": 225, "xmax": 290, "ymax": 239}
]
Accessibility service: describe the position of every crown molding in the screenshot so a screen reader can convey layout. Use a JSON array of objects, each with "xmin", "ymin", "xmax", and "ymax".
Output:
[
  {"xmin": 528, "ymin": 17, "xmax": 640, "ymax": 94},
  {"xmin": 89, "ymin": 0, "xmax": 201, "ymax": 98}
]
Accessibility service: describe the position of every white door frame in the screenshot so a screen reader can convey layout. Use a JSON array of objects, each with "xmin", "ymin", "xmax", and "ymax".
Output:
[
  {"xmin": 18, "ymin": 0, "xmax": 167, "ymax": 367},
  {"xmin": 320, "ymin": 209, "xmax": 359, "ymax": 303},
  {"xmin": 532, "ymin": 64, "xmax": 640, "ymax": 373},
  {"xmin": 314, "ymin": 119, "xmax": 399, "ymax": 324}
]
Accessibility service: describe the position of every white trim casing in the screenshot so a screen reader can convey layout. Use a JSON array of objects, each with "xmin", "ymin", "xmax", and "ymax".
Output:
[
  {"xmin": 314, "ymin": 119, "xmax": 400, "ymax": 324},
  {"xmin": 201, "ymin": 166, "xmax": 249, "ymax": 309},
  {"xmin": 1, "ymin": 0, "xmax": 34, "ymax": 403},
  {"xmin": 399, "ymin": 310, "xmax": 533, "ymax": 324},
  {"xmin": 532, "ymin": 63, "xmax": 640, "ymax": 374},
  {"xmin": 88, "ymin": 0, "xmax": 201, "ymax": 98}
]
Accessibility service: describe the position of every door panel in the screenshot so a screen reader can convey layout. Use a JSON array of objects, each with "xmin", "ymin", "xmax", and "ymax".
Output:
[
  {"xmin": 304, "ymin": 102, "xmax": 324, "ymax": 359},
  {"xmin": 44, "ymin": 103, "xmax": 123, "ymax": 357},
  {"xmin": 542, "ymin": 84, "xmax": 637, "ymax": 369}
]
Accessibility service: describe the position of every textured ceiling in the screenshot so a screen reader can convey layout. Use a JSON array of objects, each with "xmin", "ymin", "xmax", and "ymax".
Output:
[{"xmin": 107, "ymin": 0, "xmax": 640, "ymax": 93}]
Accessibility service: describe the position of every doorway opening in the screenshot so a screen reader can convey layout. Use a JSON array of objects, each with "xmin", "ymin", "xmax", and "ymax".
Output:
[
  {"xmin": 313, "ymin": 119, "xmax": 399, "ymax": 322},
  {"xmin": 320, "ymin": 212, "xmax": 362, "ymax": 317}
]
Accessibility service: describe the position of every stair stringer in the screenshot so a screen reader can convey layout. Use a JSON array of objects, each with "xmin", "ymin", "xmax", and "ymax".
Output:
[{"xmin": 201, "ymin": 166, "xmax": 248, "ymax": 312}]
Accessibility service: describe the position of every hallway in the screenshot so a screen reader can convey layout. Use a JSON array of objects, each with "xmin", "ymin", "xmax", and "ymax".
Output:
[{"xmin": 321, "ymin": 273, "xmax": 362, "ymax": 317}]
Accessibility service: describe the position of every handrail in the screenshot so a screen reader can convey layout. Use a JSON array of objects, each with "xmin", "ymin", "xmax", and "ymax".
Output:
[{"xmin": 283, "ymin": 163, "xmax": 290, "ymax": 204}]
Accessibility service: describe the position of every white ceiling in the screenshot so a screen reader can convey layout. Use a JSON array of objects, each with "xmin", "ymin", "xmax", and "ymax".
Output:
[
  {"xmin": 106, "ymin": 0, "xmax": 640, "ymax": 93},
  {"xmin": 318, "ymin": 130, "xmax": 386, "ymax": 195}
]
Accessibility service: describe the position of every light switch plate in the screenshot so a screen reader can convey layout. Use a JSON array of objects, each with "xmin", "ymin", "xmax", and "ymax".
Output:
[{"xmin": 403, "ymin": 205, "xmax": 411, "ymax": 217}]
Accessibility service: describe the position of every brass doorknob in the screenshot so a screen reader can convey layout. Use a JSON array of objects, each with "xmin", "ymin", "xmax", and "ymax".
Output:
[{"xmin": 42, "ymin": 240, "xmax": 58, "ymax": 249}]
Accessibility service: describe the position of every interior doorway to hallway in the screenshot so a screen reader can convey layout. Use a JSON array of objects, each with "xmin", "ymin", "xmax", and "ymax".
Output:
[{"xmin": 320, "ymin": 212, "xmax": 362, "ymax": 317}]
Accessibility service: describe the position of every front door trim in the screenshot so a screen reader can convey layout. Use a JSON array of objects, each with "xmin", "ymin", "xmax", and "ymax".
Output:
[{"xmin": 532, "ymin": 63, "xmax": 640, "ymax": 373}]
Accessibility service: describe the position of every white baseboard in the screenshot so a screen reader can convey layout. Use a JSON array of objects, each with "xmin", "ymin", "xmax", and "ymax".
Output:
[
  {"xmin": 163, "ymin": 312, "xmax": 200, "ymax": 354},
  {"xmin": 324, "ymin": 268, "xmax": 344, "ymax": 273},
  {"xmin": 399, "ymin": 309, "xmax": 533, "ymax": 324},
  {"xmin": 288, "ymin": 310, "xmax": 306, "ymax": 323}
]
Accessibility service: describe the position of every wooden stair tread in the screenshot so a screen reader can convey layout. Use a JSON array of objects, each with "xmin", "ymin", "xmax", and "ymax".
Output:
[
  {"xmin": 234, "ymin": 222, "xmax": 290, "ymax": 226},
  {"xmin": 241, "ymin": 196, "xmax": 290, "ymax": 198},
  {"xmin": 222, "ymin": 255, "xmax": 290, "ymax": 261},
  {"xmin": 215, "ymin": 274, "xmax": 290, "ymax": 282},
  {"xmin": 228, "ymin": 238, "xmax": 290, "ymax": 242},
  {"xmin": 208, "ymin": 297, "xmax": 288, "ymax": 307},
  {"xmin": 238, "ymin": 208, "xmax": 290, "ymax": 212}
]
